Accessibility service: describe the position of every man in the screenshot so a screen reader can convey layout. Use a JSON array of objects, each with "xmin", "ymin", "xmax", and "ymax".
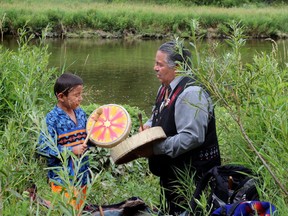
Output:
[{"xmin": 140, "ymin": 41, "xmax": 221, "ymax": 215}]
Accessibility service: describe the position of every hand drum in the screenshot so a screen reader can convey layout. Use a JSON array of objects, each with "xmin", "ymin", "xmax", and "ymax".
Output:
[{"xmin": 86, "ymin": 104, "xmax": 132, "ymax": 148}]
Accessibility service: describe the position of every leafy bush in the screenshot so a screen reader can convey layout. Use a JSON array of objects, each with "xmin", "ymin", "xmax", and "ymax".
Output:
[{"xmin": 0, "ymin": 30, "xmax": 59, "ymax": 215}]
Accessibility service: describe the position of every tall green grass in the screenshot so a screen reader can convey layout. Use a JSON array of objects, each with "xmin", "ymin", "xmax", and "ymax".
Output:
[{"xmin": 0, "ymin": 1, "xmax": 288, "ymax": 39}]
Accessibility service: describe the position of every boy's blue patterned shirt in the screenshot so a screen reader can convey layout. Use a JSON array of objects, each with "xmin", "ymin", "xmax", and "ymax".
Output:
[{"xmin": 38, "ymin": 105, "xmax": 90, "ymax": 186}]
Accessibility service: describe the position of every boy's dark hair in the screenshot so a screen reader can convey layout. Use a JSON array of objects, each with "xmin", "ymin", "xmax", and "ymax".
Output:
[{"xmin": 54, "ymin": 73, "xmax": 83, "ymax": 97}]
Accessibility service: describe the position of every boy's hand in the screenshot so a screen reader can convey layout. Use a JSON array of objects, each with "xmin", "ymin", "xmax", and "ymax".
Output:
[
  {"xmin": 72, "ymin": 144, "xmax": 88, "ymax": 156},
  {"xmin": 90, "ymin": 108, "xmax": 103, "ymax": 121}
]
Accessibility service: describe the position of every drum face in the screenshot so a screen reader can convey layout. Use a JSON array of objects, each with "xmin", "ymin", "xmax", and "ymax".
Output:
[{"xmin": 86, "ymin": 104, "xmax": 132, "ymax": 148}]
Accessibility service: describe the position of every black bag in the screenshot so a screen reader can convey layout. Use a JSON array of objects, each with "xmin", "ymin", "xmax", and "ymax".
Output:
[
  {"xmin": 189, "ymin": 164, "xmax": 259, "ymax": 215},
  {"xmin": 83, "ymin": 197, "xmax": 155, "ymax": 216}
]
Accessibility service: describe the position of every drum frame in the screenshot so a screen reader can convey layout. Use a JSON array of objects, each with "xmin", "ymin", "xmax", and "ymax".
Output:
[{"xmin": 110, "ymin": 126, "xmax": 166, "ymax": 164}]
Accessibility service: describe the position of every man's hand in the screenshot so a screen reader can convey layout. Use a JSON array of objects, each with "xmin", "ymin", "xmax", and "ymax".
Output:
[{"xmin": 138, "ymin": 125, "xmax": 151, "ymax": 132}]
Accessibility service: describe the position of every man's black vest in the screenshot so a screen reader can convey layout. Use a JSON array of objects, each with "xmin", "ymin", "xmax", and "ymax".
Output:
[{"xmin": 149, "ymin": 76, "xmax": 221, "ymax": 178}]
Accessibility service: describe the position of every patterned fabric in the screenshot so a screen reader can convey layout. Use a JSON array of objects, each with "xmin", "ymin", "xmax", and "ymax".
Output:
[
  {"xmin": 198, "ymin": 145, "xmax": 220, "ymax": 161},
  {"xmin": 51, "ymin": 182, "xmax": 87, "ymax": 210},
  {"xmin": 211, "ymin": 201, "xmax": 277, "ymax": 216},
  {"xmin": 38, "ymin": 106, "xmax": 90, "ymax": 186},
  {"xmin": 58, "ymin": 129, "xmax": 87, "ymax": 146}
]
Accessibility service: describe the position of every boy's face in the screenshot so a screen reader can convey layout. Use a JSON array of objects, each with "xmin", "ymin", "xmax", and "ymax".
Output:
[{"xmin": 58, "ymin": 85, "xmax": 83, "ymax": 110}]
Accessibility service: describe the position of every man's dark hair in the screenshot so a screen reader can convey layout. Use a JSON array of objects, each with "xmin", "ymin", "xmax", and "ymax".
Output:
[
  {"xmin": 54, "ymin": 73, "xmax": 83, "ymax": 96},
  {"xmin": 158, "ymin": 40, "xmax": 192, "ymax": 70}
]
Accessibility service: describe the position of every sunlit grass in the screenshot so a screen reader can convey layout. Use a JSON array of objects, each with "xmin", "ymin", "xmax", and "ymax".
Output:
[
  {"xmin": 1, "ymin": 1, "xmax": 288, "ymax": 14},
  {"xmin": 0, "ymin": 1, "xmax": 288, "ymax": 38}
]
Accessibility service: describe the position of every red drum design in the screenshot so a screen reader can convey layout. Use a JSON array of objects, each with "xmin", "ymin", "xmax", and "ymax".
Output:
[
  {"xmin": 86, "ymin": 104, "xmax": 132, "ymax": 148},
  {"xmin": 110, "ymin": 126, "xmax": 167, "ymax": 164}
]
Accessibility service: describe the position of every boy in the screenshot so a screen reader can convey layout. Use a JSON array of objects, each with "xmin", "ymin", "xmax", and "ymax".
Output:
[{"xmin": 38, "ymin": 73, "xmax": 90, "ymax": 210}]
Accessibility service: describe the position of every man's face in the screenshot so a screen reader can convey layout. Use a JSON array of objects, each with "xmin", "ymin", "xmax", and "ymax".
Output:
[{"xmin": 153, "ymin": 50, "xmax": 176, "ymax": 86}]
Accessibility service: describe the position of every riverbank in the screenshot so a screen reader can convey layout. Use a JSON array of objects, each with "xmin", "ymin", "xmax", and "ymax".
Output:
[{"xmin": 1, "ymin": 1, "xmax": 288, "ymax": 40}]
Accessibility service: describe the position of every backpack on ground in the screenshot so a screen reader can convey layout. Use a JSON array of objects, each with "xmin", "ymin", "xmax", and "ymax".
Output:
[{"xmin": 189, "ymin": 164, "xmax": 260, "ymax": 215}]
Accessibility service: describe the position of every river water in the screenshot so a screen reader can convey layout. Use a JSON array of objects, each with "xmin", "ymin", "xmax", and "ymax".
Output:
[{"xmin": 2, "ymin": 37, "xmax": 288, "ymax": 115}]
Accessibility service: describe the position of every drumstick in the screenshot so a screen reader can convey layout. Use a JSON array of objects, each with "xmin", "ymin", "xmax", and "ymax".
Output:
[
  {"xmin": 83, "ymin": 108, "xmax": 103, "ymax": 146},
  {"xmin": 138, "ymin": 112, "xmax": 144, "ymax": 131}
]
